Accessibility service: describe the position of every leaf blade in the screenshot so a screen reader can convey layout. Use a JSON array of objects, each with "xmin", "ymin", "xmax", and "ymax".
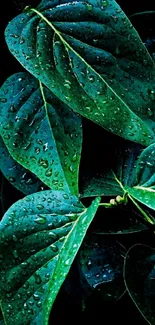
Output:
[
  {"xmin": 0, "ymin": 189, "xmax": 100, "ymax": 325},
  {"xmin": 0, "ymin": 72, "xmax": 82, "ymax": 196},
  {"xmin": 4, "ymin": 0, "xmax": 155, "ymax": 145}
]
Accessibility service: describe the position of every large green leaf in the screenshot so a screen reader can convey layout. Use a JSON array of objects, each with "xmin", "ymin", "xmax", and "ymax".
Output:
[
  {"xmin": 0, "ymin": 72, "xmax": 82, "ymax": 196},
  {"xmin": 5, "ymin": 0, "xmax": 155, "ymax": 145},
  {"xmin": 0, "ymin": 189, "xmax": 100, "ymax": 325},
  {"xmin": 0, "ymin": 136, "xmax": 46, "ymax": 195},
  {"xmin": 124, "ymin": 244, "xmax": 155, "ymax": 325},
  {"xmin": 125, "ymin": 143, "xmax": 155, "ymax": 211}
]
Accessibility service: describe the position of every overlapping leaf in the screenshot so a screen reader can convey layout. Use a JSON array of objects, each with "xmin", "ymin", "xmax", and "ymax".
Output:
[
  {"xmin": 4, "ymin": 0, "xmax": 155, "ymax": 145},
  {"xmin": 125, "ymin": 143, "xmax": 155, "ymax": 211},
  {"xmin": 78, "ymin": 236, "xmax": 125, "ymax": 301},
  {"xmin": 0, "ymin": 137, "xmax": 45, "ymax": 195},
  {"xmin": 0, "ymin": 189, "xmax": 100, "ymax": 325},
  {"xmin": 0, "ymin": 72, "xmax": 82, "ymax": 196},
  {"xmin": 124, "ymin": 244, "xmax": 155, "ymax": 325}
]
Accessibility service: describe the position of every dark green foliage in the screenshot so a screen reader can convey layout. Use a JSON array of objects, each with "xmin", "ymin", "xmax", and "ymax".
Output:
[{"xmin": 1, "ymin": 0, "xmax": 155, "ymax": 324}]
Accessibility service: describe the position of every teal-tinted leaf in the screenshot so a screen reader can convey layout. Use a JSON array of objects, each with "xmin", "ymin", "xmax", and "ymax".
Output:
[
  {"xmin": 126, "ymin": 186, "xmax": 155, "ymax": 211},
  {"xmin": 0, "ymin": 72, "xmax": 82, "ymax": 196},
  {"xmin": 81, "ymin": 169, "xmax": 123, "ymax": 197},
  {"xmin": 0, "ymin": 189, "xmax": 100, "ymax": 325},
  {"xmin": 124, "ymin": 244, "xmax": 155, "ymax": 325},
  {"xmin": 5, "ymin": 0, "xmax": 155, "ymax": 145},
  {"xmin": 125, "ymin": 143, "xmax": 155, "ymax": 211},
  {"xmin": 0, "ymin": 136, "xmax": 46, "ymax": 195},
  {"xmin": 78, "ymin": 236, "xmax": 125, "ymax": 301}
]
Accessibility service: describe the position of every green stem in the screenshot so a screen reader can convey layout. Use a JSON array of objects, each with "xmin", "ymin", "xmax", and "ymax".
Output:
[
  {"xmin": 128, "ymin": 194, "xmax": 154, "ymax": 225},
  {"xmin": 111, "ymin": 171, "xmax": 126, "ymax": 193},
  {"xmin": 99, "ymin": 202, "xmax": 115, "ymax": 208}
]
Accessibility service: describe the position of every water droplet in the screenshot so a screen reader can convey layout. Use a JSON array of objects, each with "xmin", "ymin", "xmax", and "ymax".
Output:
[
  {"xmin": 33, "ymin": 293, "xmax": 40, "ymax": 301},
  {"xmin": 35, "ymin": 147, "xmax": 40, "ymax": 154},
  {"xmin": 34, "ymin": 273, "xmax": 42, "ymax": 284},
  {"xmin": 3, "ymin": 121, "xmax": 13, "ymax": 130},
  {"xmin": 65, "ymin": 258, "xmax": 71, "ymax": 266},
  {"xmin": 12, "ymin": 235, "xmax": 18, "ymax": 242},
  {"xmin": 64, "ymin": 83, "xmax": 71, "ymax": 89},
  {"xmin": 102, "ymin": 0, "xmax": 108, "ymax": 7},
  {"xmin": 45, "ymin": 168, "xmax": 53, "ymax": 177},
  {"xmin": 36, "ymin": 301, "xmax": 42, "ymax": 307},
  {"xmin": 147, "ymin": 107, "xmax": 153, "ymax": 117},
  {"xmin": 65, "ymin": 96, "xmax": 72, "ymax": 102},
  {"xmin": 86, "ymin": 3, "xmax": 93, "ymax": 10},
  {"xmin": 50, "ymin": 244, "xmax": 58, "ymax": 252},
  {"xmin": 35, "ymin": 215, "xmax": 46, "ymax": 224},
  {"xmin": 72, "ymin": 153, "xmax": 77, "ymax": 162},
  {"xmin": 13, "ymin": 250, "xmax": 18, "ymax": 258},
  {"xmin": 38, "ymin": 159, "xmax": 48, "ymax": 168},
  {"xmin": 0, "ymin": 98, "xmax": 7, "ymax": 103},
  {"xmin": 37, "ymin": 204, "xmax": 44, "ymax": 210},
  {"xmin": 9, "ymin": 177, "xmax": 15, "ymax": 183},
  {"xmin": 49, "ymin": 232, "xmax": 57, "ymax": 240},
  {"xmin": 63, "ymin": 194, "xmax": 69, "ymax": 199},
  {"xmin": 4, "ymin": 134, "xmax": 10, "ymax": 140},
  {"xmin": 88, "ymin": 75, "xmax": 95, "ymax": 83}
]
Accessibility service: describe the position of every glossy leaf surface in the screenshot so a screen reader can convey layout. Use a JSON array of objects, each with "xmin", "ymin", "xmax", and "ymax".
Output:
[
  {"xmin": 5, "ymin": 0, "xmax": 155, "ymax": 145},
  {"xmin": 0, "ymin": 136, "xmax": 45, "ymax": 195},
  {"xmin": 0, "ymin": 190, "xmax": 100, "ymax": 325},
  {"xmin": 0, "ymin": 72, "xmax": 82, "ymax": 196}
]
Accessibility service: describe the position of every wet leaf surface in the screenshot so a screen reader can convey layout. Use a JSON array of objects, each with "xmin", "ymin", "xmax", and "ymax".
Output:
[
  {"xmin": 0, "ymin": 72, "xmax": 82, "ymax": 196},
  {"xmin": 0, "ymin": 189, "xmax": 100, "ymax": 325},
  {"xmin": 0, "ymin": 137, "xmax": 46, "ymax": 195},
  {"xmin": 4, "ymin": 0, "xmax": 155, "ymax": 145}
]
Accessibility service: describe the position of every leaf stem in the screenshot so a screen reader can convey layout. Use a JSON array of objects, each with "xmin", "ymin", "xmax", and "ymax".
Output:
[
  {"xmin": 99, "ymin": 202, "xmax": 115, "ymax": 208},
  {"xmin": 129, "ymin": 11, "xmax": 155, "ymax": 18},
  {"xmin": 127, "ymin": 193, "xmax": 154, "ymax": 225},
  {"xmin": 111, "ymin": 170, "xmax": 126, "ymax": 193}
]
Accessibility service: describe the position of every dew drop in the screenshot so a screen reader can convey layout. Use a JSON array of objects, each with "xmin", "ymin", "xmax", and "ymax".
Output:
[
  {"xmin": 34, "ymin": 273, "xmax": 42, "ymax": 284},
  {"xmin": 50, "ymin": 244, "xmax": 58, "ymax": 252},
  {"xmin": 38, "ymin": 159, "xmax": 49, "ymax": 168},
  {"xmin": 45, "ymin": 168, "xmax": 53, "ymax": 177},
  {"xmin": 35, "ymin": 215, "xmax": 46, "ymax": 224}
]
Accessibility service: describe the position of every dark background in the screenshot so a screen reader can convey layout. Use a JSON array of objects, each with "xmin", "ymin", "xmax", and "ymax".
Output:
[{"xmin": 1, "ymin": 1, "xmax": 155, "ymax": 324}]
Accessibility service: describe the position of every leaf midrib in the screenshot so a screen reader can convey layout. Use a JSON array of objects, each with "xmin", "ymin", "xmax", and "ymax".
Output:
[{"xmin": 30, "ymin": 8, "xmax": 145, "ymax": 118}]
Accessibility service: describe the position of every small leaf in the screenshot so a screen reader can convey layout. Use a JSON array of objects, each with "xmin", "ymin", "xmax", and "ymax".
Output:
[
  {"xmin": 4, "ymin": 0, "xmax": 155, "ymax": 145},
  {"xmin": 0, "ymin": 190, "xmax": 100, "ymax": 325},
  {"xmin": 124, "ymin": 244, "xmax": 155, "ymax": 325},
  {"xmin": 0, "ymin": 136, "xmax": 45, "ymax": 195},
  {"xmin": 0, "ymin": 72, "xmax": 82, "ymax": 196}
]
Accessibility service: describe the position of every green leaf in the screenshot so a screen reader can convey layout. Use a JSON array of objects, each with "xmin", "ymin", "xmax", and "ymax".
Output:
[
  {"xmin": 78, "ymin": 236, "xmax": 125, "ymax": 301},
  {"xmin": 5, "ymin": 0, "xmax": 155, "ymax": 145},
  {"xmin": 0, "ymin": 189, "xmax": 100, "ymax": 325},
  {"xmin": 124, "ymin": 244, "xmax": 155, "ymax": 325},
  {"xmin": 125, "ymin": 143, "xmax": 155, "ymax": 211},
  {"xmin": 0, "ymin": 72, "xmax": 82, "ymax": 196},
  {"xmin": 0, "ymin": 136, "xmax": 46, "ymax": 195}
]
